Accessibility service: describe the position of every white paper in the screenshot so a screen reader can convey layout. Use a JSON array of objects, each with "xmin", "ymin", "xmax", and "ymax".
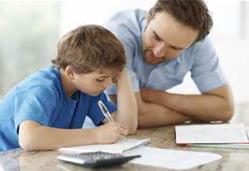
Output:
[
  {"xmin": 125, "ymin": 147, "xmax": 222, "ymax": 170},
  {"xmin": 175, "ymin": 123, "xmax": 248, "ymax": 144},
  {"xmin": 58, "ymin": 138, "xmax": 150, "ymax": 154},
  {"xmin": 190, "ymin": 127, "xmax": 249, "ymax": 149}
]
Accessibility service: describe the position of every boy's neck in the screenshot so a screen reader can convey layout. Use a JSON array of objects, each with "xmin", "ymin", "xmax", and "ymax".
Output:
[{"xmin": 60, "ymin": 69, "xmax": 76, "ymax": 97}]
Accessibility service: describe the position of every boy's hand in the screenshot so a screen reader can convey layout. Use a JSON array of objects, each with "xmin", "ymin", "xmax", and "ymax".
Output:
[
  {"xmin": 111, "ymin": 68, "xmax": 127, "ymax": 84},
  {"xmin": 94, "ymin": 122, "xmax": 128, "ymax": 144}
]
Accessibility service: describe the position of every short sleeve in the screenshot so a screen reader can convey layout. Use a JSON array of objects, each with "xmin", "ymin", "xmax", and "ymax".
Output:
[
  {"xmin": 87, "ymin": 93, "xmax": 117, "ymax": 126},
  {"xmin": 14, "ymin": 86, "xmax": 58, "ymax": 132},
  {"xmin": 191, "ymin": 37, "xmax": 227, "ymax": 92}
]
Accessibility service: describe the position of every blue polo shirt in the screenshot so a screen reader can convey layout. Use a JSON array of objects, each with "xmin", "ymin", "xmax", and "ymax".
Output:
[
  {"xmin": 105, "ymin": 9, "xmax": 226, "ymax": 94},
  {"xmin": 0, "ymin": 66, "xmax": 116, "ymax": 151}
]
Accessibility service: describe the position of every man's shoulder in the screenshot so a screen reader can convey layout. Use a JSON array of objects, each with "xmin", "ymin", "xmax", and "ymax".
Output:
[
  {"xmin": 110, "ymin": 9, "xmax": 147, "ymax": 20},
  {"xmin": 180, "ymin": 36, "xmax": 214, "ymax": 59},
  {"xmin": 106, "ymin": 9, "xmax": 146, "ymax": 30},
  {"xmin": 106, "ymin": 9, "xmax": 147, "ymax": 45},
  {"xmin": 189, "ymin": 36, "xmax": 213, "ymax": 52}
]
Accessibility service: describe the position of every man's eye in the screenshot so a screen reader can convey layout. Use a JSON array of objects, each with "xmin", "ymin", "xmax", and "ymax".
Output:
[
  {"xmin": 96, "ymin": 79, "xmax": 105, "ymax": 82},
  {"xmin": 153, "ymin": 33, "xmax": 161, "ymax": 41},
  {"xmin": 170, "ymin": 46, "xmax": 182, "ymax": 51}
]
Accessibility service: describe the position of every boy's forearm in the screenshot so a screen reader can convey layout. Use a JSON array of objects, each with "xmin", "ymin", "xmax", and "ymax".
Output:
[
  {"xmin": 115, "ymin": 69, "xmax": 138, "ymax": 133},
  {"xmin": 19, "ymin": 121, "xmax": 100, "ymax": 151}
]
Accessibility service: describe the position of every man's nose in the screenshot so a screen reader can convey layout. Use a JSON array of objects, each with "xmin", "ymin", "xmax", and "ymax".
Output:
[{"xmin": 153, "ymin": 42, "xmax": 166, "ymax": 58}]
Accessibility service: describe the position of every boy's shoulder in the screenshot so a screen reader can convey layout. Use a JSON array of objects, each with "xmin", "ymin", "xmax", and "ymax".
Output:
[{"xmin": 9, "ymin": 66, "xmax": 62, "ymax": 97}]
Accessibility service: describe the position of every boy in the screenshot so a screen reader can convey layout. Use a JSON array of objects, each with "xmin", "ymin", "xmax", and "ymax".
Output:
[{"xmin": 0, "ymin": 25, "xmax": 137, "ymax": 151}]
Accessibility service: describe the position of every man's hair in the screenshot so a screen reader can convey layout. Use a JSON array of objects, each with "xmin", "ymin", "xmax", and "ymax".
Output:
[
  {"xmin": 52, "ymin": 25, "xmax": 126, "ymax": 73},
  {"xmin": 148, "ymin": 0, "xmax": 213, "ymax": 42}
]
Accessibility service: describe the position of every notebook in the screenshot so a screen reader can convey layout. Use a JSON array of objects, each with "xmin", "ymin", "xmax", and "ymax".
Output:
[
  {"xmin": 175, "ymin": 123, "xmax": 249, "ymax": 144},
  {"xmin": 190, "ymin": 143, "xmax": 249, "ymax": 149},
  {"xmin": 58, "ymin": 138, "xmax": 150, "ymax": 154}
]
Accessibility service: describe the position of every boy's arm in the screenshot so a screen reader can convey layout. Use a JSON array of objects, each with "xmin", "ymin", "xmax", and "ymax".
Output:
[
  {"xmin": 112, "ymin": 69, "xmax": 138, "ymax": 134},
  {"xmin": 18, "ymin": 120, "xmax": 127, "ymax": 151}
]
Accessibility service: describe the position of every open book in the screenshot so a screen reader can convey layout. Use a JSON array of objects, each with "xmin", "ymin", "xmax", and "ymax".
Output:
[
  {"xmin": 175, "ymin": 123, "xmax": 249, "ymax": 144},
  {"xmin": 58, "ymin": 138, "xmax": 150, "ymax": 154}
]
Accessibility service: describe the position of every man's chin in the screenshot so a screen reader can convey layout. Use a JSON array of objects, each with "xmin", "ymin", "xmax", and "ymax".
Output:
[{"xmin": 145, "ymin": 57, "xmax": 164, "ymax": 65}]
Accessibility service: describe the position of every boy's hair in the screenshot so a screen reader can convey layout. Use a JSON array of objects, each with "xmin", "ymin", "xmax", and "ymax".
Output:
[
  {"xmin": 52, "ymin": 25, "xmax": 126, "ymax": 74},
  {"xmin": 148, "ymin": 0, "xmax": 213, "ymax": 42}
]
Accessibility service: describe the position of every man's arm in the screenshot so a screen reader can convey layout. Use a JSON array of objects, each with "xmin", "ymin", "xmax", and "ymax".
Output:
[
  {"xmin": 110, "ymin": 92, "xmax": 190, "ymax": 128},
  {"xmin": 141, "ymin": 85, "xmax": 234, "ymax": 122},
  {"xmin": 112, "ymin": 69, "xmax": 138, "ymax": 133},
  {"xmin": 135, "ymin": 93, "xmax": 191, "ymax": 128}
]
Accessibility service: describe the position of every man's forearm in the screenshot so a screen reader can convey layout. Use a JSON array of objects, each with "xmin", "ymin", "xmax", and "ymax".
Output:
[
  {"xmin": 138, "ymin": 101, "xmax": 190, "ymax": 128},
  {"xmin": 141, "ymin": 87, "xmax": 234, "ymax": 122}
]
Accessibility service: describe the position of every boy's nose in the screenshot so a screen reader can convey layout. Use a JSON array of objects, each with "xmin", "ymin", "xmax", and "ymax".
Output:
[
  {"xmin": 103, "ymin": 77, "xmax": 113, "ymax": 89},
  {"xmin": 153, "ymin": 42, "xmax": 166, "ymax": 58}
]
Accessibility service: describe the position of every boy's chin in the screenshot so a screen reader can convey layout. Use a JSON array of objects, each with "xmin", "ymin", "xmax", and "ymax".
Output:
[{"xmin": 88, "ymin": 91, "xmax": 102, "ymax": 96}]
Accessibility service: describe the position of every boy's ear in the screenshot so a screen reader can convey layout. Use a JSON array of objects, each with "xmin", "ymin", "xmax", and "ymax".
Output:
[{"xmin": 65, "ymin": 65, "xmax": 76, "ymax": 80}]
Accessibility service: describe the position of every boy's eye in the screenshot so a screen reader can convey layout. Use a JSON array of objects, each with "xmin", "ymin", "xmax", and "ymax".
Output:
[
  {"xmin": 96, "ymin": 79, "xmax": 105, "ymax": 82},
  {"xmin": 111, "ymin": 76, "xmax": 118, "ymax": 83}
]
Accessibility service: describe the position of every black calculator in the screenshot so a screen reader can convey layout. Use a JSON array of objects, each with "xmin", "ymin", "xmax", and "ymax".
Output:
[{"xmin": 57, "ymin": 152, "xmax": 141, "ymax": 168}]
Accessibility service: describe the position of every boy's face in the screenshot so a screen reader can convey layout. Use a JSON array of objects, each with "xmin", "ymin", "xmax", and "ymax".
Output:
[
  {"xmin": 72, "ymin": 69, "xmax": 117, "ymax": 96},
  {"xmin": 142, "ymin": 11, "xmax": 199, "ymax": 65}
]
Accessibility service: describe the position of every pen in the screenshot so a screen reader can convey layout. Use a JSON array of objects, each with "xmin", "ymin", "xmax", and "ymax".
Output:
[{"xmin": 98, "ymin": 100, "xmax": 114, "ymax": 122}]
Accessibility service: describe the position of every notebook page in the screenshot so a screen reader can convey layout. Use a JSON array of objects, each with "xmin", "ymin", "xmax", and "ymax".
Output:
[
  {"xmin": 175, "ymin": 123, "xmax": 248, "ymax": 144},
  {"xmin": 58, "ymin": 138, "xmax": 150, "ymax": 154}
]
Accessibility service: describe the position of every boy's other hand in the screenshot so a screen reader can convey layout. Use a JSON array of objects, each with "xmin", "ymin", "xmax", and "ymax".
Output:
[{"xmin": 94, "ymin": 122, "xmax": 128, "ymax": 144}]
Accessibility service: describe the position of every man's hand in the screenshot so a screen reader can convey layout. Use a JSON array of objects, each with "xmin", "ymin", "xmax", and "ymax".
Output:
[
  {"xmin": 141, "ymin": 88, "xmax": 166, "ymax": 103},
  {"xmin": 140, "ymin": 88, "xmax": 152, "ymax": 102}
]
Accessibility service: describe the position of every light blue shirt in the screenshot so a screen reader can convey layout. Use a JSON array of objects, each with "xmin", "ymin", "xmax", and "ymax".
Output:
[
  {"xmin": 105, "ymin": 9, "xmax": 226, "ymax": 94},
  {"xmin": 0, "ymin": 66, "xmax": 116, "ymax": 151}
]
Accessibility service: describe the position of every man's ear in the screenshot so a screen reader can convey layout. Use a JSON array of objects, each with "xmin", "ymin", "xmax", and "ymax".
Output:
[
  {"xmin": 65, "ymin": 65, "xmax": 76, "ymax": 80},
  {"xmin": 147, "ymin": 10, "xmax": 154, "ymax": 23}
]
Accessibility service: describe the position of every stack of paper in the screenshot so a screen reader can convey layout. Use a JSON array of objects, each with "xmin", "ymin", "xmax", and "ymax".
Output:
[{"xmin": 175, "ymin": 123, "xmax": 249, "ymax": 149}]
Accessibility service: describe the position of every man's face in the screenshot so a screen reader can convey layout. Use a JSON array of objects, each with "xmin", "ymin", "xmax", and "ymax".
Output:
[{"xmin": 142, "ymin": 11, "xmax": 199, "ymax": 65}]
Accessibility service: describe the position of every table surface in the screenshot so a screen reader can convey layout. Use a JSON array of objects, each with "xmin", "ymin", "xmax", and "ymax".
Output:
[{"xmin": 1, "ymin": 103, "xmax": 249, "ymax": 171}]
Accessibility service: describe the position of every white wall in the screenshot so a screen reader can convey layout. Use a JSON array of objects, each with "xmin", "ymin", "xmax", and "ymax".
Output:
[
  {"xmin": 60, "ymin": 0, "xmax": 154, "ymax": 34},
  {"xmin": 61, "ymin": 0, "xmax": 249, "ymax": 104}
]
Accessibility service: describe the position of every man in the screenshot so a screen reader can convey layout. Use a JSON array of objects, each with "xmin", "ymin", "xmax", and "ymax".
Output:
[{"xmin": 105, "ymin": 0, "xmax": 234, "ymax": 128}]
